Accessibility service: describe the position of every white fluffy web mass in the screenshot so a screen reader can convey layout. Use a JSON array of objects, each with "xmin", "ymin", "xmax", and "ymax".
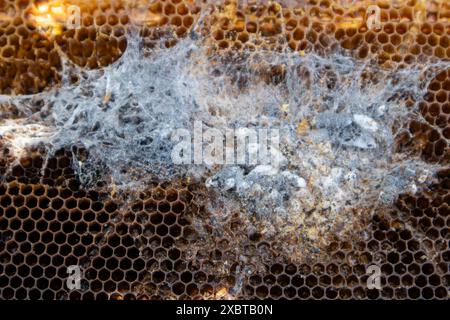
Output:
[{"xmin": 1, "ymin": 29, "xmax": 449, "ymax": 246}]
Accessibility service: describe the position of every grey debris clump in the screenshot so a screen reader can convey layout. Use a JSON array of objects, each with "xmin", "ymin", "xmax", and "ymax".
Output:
[
  {"xmin": 378, "ymin": 165, "xmax": 437, "ymax": 204},
  {"xmin": 206, "ymin": 165, "xmax": 307, "ymax": 219},
  {"xmin": 314, "ymin": 112, "xmax": 379, "ymax": 149}
]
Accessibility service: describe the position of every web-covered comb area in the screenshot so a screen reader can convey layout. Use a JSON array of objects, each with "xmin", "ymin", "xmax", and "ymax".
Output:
[{"xmin": 0, "ymin": 0, "xmax": 449, "ymax": 300}]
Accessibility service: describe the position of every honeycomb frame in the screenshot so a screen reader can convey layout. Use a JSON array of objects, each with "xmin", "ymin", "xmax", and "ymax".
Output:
[{"xmin": 0, "ymin": 0, "xmax": 449, "ymax": 300}]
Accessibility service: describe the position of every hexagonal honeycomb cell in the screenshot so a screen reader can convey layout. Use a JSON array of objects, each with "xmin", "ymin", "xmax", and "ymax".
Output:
[{"xmin": 1, "ymin": 0, "xmax": 450, "ymax": 300}]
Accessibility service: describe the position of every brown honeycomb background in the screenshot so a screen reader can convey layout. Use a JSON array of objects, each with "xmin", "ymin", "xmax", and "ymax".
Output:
[{"xmin": 1, "ymin": 0, "xmax": 450, "ymax": 300}]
